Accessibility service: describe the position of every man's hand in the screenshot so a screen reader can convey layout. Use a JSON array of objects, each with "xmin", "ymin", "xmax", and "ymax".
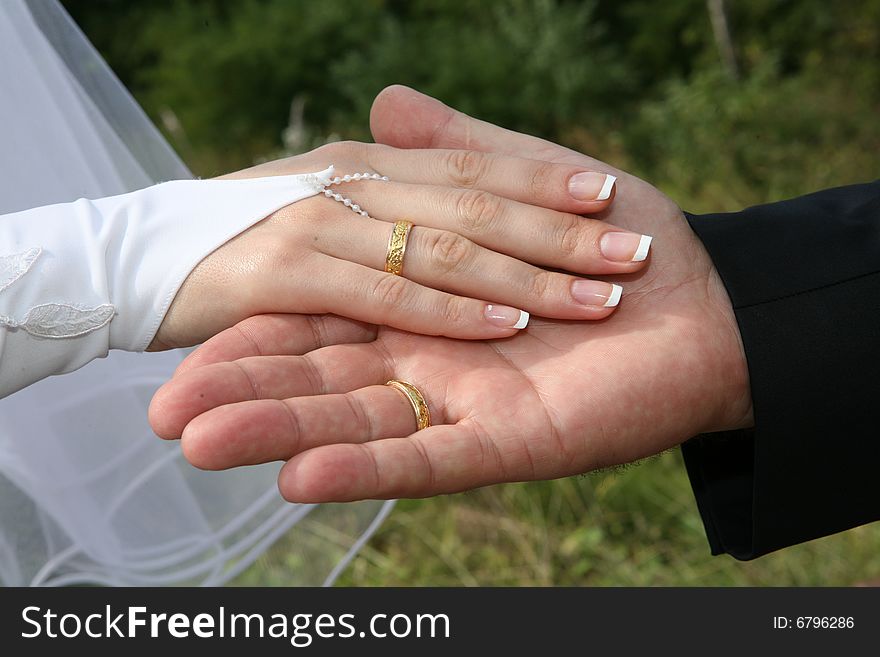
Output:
[{"xmin": 149, "ymin": 86, "xmax": 752, "ymax": 503}]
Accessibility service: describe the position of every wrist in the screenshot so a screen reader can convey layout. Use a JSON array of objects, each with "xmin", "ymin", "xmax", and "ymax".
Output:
[
  {"xmin": 123, "ymin": 170, "xmax": 333, "ymax": 352},
  {"xmin": 704, "ymin": 262, "xmax": 754, "ymax": 432}
]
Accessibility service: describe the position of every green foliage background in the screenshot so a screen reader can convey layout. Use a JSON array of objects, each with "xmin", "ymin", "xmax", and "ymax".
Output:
[{"xmin": 62, "ymin": 0, "xmax": 880, "ymax": 585}]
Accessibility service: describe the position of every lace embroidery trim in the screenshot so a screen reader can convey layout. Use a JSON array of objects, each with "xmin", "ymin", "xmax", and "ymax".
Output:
[
  {"xmin": 0, "ymin": 248, "xmax": 116, "ymax": 339},
  {"xmin": 0, "ymin": 247, "xmax": 41, "ymax": 293}
]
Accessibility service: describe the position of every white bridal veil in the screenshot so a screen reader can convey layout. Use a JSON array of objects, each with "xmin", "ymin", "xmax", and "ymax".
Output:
[{"xmin": 0, "ymin": 0, "xmax": 392, "ymax": 586}]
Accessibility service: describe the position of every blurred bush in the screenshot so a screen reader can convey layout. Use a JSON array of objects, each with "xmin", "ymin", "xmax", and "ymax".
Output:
[
  {"xmin": 628, "ymin": 59, "xmax": 880, "ymax": 212},
  {"xmin": 64, "ymin": 0, "xmax": 879, "ymax": 207}
]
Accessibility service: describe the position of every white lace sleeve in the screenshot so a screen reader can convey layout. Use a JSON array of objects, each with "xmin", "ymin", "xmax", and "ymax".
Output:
[{"xmin": 0, "ymin": 166, "xmax": 333, "ymax": 397}]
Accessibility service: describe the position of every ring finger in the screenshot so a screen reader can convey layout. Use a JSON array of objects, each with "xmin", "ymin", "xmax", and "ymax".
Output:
[
  {"xmin": 315, "ymin": 215, "xmax": 623, "ymax": 319},
  {"xmin": 180, "ymin": 382, "xmax": 430, "ymax": 470}
]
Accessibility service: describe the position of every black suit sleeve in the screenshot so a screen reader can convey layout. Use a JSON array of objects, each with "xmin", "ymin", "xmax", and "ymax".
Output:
[{"xmin": 682, "ymin": 180, "xmax": 880, "ymax": 560}]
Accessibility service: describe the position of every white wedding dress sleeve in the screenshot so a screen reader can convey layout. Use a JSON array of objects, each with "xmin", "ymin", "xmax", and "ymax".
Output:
[
  {"xmin": 0, "ymin": 170, "xmax": 332, "ymax": 397},
  {"xmin": 0, "ymin": 0, "xmax": 393, "ymax": 587}
]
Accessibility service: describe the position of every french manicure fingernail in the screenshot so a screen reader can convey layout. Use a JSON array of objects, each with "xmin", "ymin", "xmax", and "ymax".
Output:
[
  {"xmin": 571, "ymin": 280, "xmax": 623, "ymax": 308},
  {"xmin": 485, "ymin": 304, "xmax": 530, "ymax": 329},
  {"xmin": 600, "ymin": 232, "xmax": 653, "ymax": 262},
  {"xmin": 569, "ymin": 172, "xmax": 616, "ymax": 201}
]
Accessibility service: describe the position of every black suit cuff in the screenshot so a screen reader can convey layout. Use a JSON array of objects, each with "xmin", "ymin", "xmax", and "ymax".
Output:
[{"xmin": 682, "ymin": 181, "xmax": 880, "ymax": 559}]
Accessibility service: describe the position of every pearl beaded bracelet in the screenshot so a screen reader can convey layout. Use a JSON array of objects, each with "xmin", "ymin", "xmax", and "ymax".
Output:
[{"xmin": 322, "ymin": 171, "xmax": 389, "ymax": 218}]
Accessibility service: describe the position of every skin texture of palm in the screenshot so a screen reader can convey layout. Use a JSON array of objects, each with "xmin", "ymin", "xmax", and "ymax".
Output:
[{"xmin": 149, "ymin": 86, "xmax": 752, "ymax": 503}]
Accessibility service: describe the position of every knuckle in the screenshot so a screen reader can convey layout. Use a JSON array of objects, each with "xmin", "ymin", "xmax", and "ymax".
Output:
[
  {"xmin": 557, "ymin": 217, "xmax": 585, "ymax": 259},
  {"xmin": 424, "ymin": 229, "xmax": 475, "ymax": 275},
  {"xmin": 445, "ymin": 149, "xmax": 490, "ymax": 188},
  {"xmin": 454, "ymin": 189, "xmax": 503, "ymax": 234},
  {"xmin": 527, "ymin": 160, "xmax": 559, "ymax": 198},
  {"xmin": 527, "ymin": 269, "xmax": 554, "ymax": 300},
  {"xmin": 370, "ymin": 273, "xmax": 411, "ymax": 308},
  {"xmin": 440, "ymin": 293, "xmax": 468, "ymax": 328}
]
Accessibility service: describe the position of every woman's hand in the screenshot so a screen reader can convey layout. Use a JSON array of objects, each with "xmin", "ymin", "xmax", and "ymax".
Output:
[{"xmin": 150, "ymin": 141, "xmax": 651, "ymax": 350}]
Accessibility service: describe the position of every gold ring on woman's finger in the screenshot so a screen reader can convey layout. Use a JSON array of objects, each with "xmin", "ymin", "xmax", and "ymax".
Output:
[{"xmin": 384, "ymin": 220, "xmax": 414, "ymax": 276}]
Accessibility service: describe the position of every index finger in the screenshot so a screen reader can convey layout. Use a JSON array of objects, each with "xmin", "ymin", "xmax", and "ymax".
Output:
[{"xmin": 359, "ymin": 144, "xmax": 616, "ymax": 215}]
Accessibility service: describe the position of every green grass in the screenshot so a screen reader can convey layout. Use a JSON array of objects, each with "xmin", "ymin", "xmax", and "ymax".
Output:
[{"xmin": 234, "ymin": 450, "xmax": 880, "ymax": 586}]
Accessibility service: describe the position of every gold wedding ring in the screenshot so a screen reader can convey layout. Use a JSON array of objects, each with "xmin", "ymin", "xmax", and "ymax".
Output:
[
  {"xmin": 386, "ymin": 379, "xmax": 432, "ymax": 431},
  {"xmin": 384, "ymin": 220, "xmax": 414, "ymax": 276}
]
